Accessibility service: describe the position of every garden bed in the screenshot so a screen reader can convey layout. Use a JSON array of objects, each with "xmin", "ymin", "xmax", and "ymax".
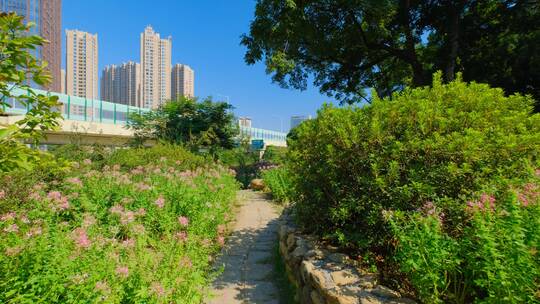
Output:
[{"xmin": 0, "ymin": 145, "xmax": 239, "ymax": 303}]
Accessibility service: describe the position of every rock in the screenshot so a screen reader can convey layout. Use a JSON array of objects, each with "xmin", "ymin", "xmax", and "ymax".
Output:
[
  {"xmin": 371, "ymin": 285, "xmax": 401, "ymax": 299},
  {"xmin": 250, "ymin": 178, "xmax": 265, "ymax": 190},
  {"xmin": 330, "ymin": 269, "xmax": 360, "ymax": 286},
  {"xmin": 286, "ymin": 233, "xmax": 297, "ymax": 251},
  {"xmin": 306, "ymin": 248, "xmax": 326, "ymax": 260},
  {"xmin": 279, "ymin": 224, "xmax": 289, "ymax": 241},
  {"xmin": 301, "ymin": 260, "xmax": 315, "ymax": 284},
  {"xmin": 311, "ymin": 290, "xmax": 325, "ymax": 304},
  {"xmin": 291, "ymin": 245, "xmax": 309, "ymax": 262},
  {"xmin": 310, "ymin": 267, "xmax": 335, "ymax": 291},
  {"xmin": 358, "ymin": 274, "xmax": 378, "ymax": 289},
  {"xmin": 387, "ymin": 298, "xmax": 417, "ymax": 304},
  {"xmin": 359, "ymin": 293, "xmax": 384, "ymax": 304},
  {"xmin": 323, "ymin": 286, "xmax": 360, "ymax": 304},
  {"xmin": 328, "ymin": 253, "xmax": 349, "ymax": 264},
  {"xmin": 302, "ymin": 285, "xmax": 314, "ymax": 304}
]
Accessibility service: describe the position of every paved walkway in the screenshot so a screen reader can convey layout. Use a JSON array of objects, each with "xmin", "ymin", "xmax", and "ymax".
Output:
[{"xmin": 207, "ymin": 190, "xmax": 282, "ymax": 304}]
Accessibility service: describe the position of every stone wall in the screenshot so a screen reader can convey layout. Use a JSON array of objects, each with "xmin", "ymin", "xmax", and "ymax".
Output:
[{"xmin": 278, "ymin": 211, "xmax": 416, "ymax": 304}]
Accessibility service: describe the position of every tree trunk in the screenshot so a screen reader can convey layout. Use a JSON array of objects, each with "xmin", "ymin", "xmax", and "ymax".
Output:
[
  {"xmin": 444, "ymin": 1, "xmax": 464, "ymax": 82},
  {"xmin": 401, "ymin": 0, "xmax": 427, "ymax": 87}
]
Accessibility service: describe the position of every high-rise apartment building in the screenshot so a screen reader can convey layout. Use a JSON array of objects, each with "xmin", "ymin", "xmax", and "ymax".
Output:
[
  {"xmin": 0, "ymin": 0, "xmax": 62, "ymax": 92},
  {"xmin": 101, "ymin": 62, "xmax": 141, "ymax": 107},
  {"xmin": 60, "ymin": 68, "xmax": 65, "ymax": 94},
  {"xmin": 65, "ymin": 29, "xmax": 98, "ymax": 99},
  {"xmin": 171, "ymin": 64, "xmax": 194, "ymax": 100},
  {"xmin": 101, "ymin": 65, "xmax": 118, "ymax": 103},
  {"xmin": 290, "ymin": 115, "xmax": 312, "ymax": 129},
  {"xmin": 238, "ymin": 117, "xmax": 252, "ymax": 128},
  {"xmin": 140, "ymin": 25, "xmax": 171, "ymax": 109}
]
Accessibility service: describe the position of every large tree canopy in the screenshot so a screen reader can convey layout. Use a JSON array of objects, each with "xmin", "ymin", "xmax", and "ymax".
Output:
[{"xmin": 242, "ymin": 0, "xmax": 539, "ymax": 107}]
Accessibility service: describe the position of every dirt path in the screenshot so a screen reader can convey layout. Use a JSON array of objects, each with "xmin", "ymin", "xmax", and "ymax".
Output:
[{"xmin": 207, "ymin": 190, "xmax": 282, "ymax": 304}]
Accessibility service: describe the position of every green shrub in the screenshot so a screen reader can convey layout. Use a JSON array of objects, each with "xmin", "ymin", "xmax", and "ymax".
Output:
[
  {"xmin": 262, "ymin": 167, "xmax": 294, "ymax": 203},
  {"xmin": 389, "ymin": 183, "xmax": 540, "ymax": 303},
  {"xmin": 0, "ymin": 145, "xmax": 239, "ymax": 303},
  {"xmin": 287, "ymin": 74, "xmax": 540, "ymax": 301},
  {"xmin": 217, "ymin": 146, "xmax": 260, "ymax": 188},
  {"xmin": 263, "ymin": 146, "xmax": 288, "ymax": 165}
]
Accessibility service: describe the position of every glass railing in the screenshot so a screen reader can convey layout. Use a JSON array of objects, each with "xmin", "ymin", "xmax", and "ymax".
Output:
[
  {"xmin": 1, "ymin": 86, "xmax": 150, "ymax": 125},
  {"xmin": 239, "ymin": 126, "xmax": 287, "ymax": 143}
]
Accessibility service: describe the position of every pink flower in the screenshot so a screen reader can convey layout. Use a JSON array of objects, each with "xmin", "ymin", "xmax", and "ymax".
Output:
[
  {"xmin": 29, "ymin": 191, "xmax": 41, "ymax": 201},
  {"xmin": 112, "ymin": 164, "xmax": 121, "ymax": 171},
  {"xmin": 480, "ymin": 193, "xmax": 496, "ymax": 209},
  {"xmin": 83, "ymin": 159, "xmax": 92, "ymax": 165},
  {"xmin": 178, "ymin": 216, "xmax": 189, "ymax": 227},
  {"xmin": 115, "ymin": 266, "xmax": 129, "ymax": 278},
  {"xmin": 0, "ymin": 212, "xmax": 16, "ymax": 221},
  {"xmin": 179, "ymin": 256, "xmax": 192, "ymax": 268},
  {"xmin": 66, "ymin": 177, "xmax": 83, "ymax": 187},
  {"xmin": 73, "ymin": 228, "xmax": 91, "ymax": 249},
  {"xmin": 136, "ymin": 208, "xmax": 147, "ymax": 217},
  {"xmin": 109, "ymin": 205, "xmax": 124, "ymax": 214},
  {"xmin": 150, "ymin": 282, "xmax": 166, "ymax": 297},
  {"xmin": 154, "ymin": 196, "xmax": 165, "ymax": 209},
  {"xmin": 518, "ymin": 193, "xmax": 530, "ymax": 207},
  {"xmin": 47, "ymin": 191, "xmax": 62, "ymax": 201},
  {"xmin": 120, "ymin": 211, "xmax": 136, "ymax": 225},
  {"xmin": 135, "ymin": 182, "xmax": 152, "ymax": 191},
  {"xmin": 19, "ymin": 215, "xmax": 30, "ymax": 224},
  {"xmin": 82, "ymin": 214, "xmax": 96, "ymax": 228},
  {"xmin": 121, "ymin": 238, "xmax": 135, "ymax": 248},
  {"xmin": 4, "ymin": 224, "xmax": 19, "ymax": 233},
  {"xmin": 217, "ymin": 236, "xmax": 225, "ymax": 247},
  {"xmin": 58, "ymin": 197, "xmax": 70, "ymax": 210},
  {"xmin": 26, "ymin": 226, "xmax": 42, "ymax": 238},
  {"xmin": 0, "ymin": 190, "xmax": 5, "ymax": 200},
  {"xmin": 95, "ymin": 281, "xmax": 110, "ymax": 293},
  {"xmin": 176, "ymin": 231, "xmax": 188, "ymax": 242}
]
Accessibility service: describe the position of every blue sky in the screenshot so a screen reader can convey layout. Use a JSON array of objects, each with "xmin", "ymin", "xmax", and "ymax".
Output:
[{"xmin": 62, "ymin": 0, "xmax": 331, "ymax": 132}]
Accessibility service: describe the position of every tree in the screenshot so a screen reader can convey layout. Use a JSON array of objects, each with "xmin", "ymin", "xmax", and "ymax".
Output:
[
  {"xmin": 128, "ymin": 96, "xmax": 239, "ymax": 152},
  {"xmin": 242, "ymin": 0, "xmax": 539, "ymax": 108},
  {"xmin": 0, "ymin": 12, "xmax": 62, "ymax": 171}
]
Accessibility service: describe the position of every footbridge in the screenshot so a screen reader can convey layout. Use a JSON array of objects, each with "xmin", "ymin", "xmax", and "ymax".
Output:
[{"xmin": 1, "ymin": 87, "xmax": 287, "ymax": 147}]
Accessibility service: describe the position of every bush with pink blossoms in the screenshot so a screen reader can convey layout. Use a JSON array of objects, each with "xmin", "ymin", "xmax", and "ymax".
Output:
[
  {"xmin": 388, "ymin": 183, "xmax": 540, "ymax": 303},
  {"xmin": 0, "ymin": 145, "xmax": 239, "ymax": 303},
  {"xmin": 287, "ymin": 76, "xmax": 540, "ymax": 302}
]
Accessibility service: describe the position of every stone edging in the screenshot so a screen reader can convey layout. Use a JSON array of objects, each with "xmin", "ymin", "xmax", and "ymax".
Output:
[{"xmin": 278, "ymin": 211, "xmax": 416, "ymax": 304}]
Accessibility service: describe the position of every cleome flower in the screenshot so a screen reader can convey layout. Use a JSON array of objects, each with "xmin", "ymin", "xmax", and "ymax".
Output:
[
  {"xmin": 115, "ymin": 266, "xmax": 129, "ymax": 278},
  {"xmin": 179, "ymin": 256, "xmax": 192, "ymax": 269},
  {"xmin": 72, "ymin": 228, "xmax": 91, "ymax": 249},
  {"xmin": 66, "ymin": 177, "xmax": 83, "ymax": 187},
  {"xmin": 4, "ymin": 224, "xmax": 19, "ymax": 233},
  {"xmin": 0, "ymin": 211, "xmax": 16, "ymax": 222},
  {"xmin": 154, "ymin": 196, "xmax": 165, "ymax": 209},
  {"xmin": 178, "ymin": 216, "xmax": 189, "ymax": 227},
  {"xmin": 175, "ymin": 231, "xmax": 188, "ymax": 242},
  {"xmin": 150, "ymin": 282, "xmax": 166, "ymax": 298},
  {"xmin": 466, "ymin": 193, "xmax": 496, "ymax": 212}
]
